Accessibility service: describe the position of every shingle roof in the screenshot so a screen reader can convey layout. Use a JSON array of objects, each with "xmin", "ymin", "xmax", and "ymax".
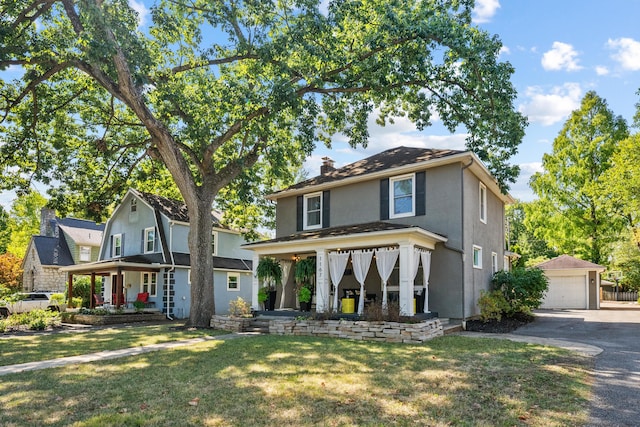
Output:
[
  {"xmin": 57, "ymin": 217, "xmax": 104, "ymax": 231},
  {"xmin": 244, "ymin": 221, "xmax": 439, "ymax": 246},
  {"xmin": 58, "ymin": 224, "xmax": 103, "ymax": 246},
  {"xmin": 536, "ymin": 255, "xmax": 605, "ymax": 270},
  {"xmin": 276, "ymin": 146, "xmax": 464, "ymax": 193},
  {"xmin": 118, "ymin": 253, "xmax": 251, "ymax": 271},
  {"xmin": 131, "ymin": 189, "xmax": 224, "ymax": 227},
  {"xmin": 32, "ymin": 236, "xmax": 74, "ymax": 266}
]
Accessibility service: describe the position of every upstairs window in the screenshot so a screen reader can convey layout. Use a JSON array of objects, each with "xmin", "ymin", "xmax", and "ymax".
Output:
[
  {"xmin": 212, "ymin": 231, "xmax": 218, "ymax": 256},
  {"xmin": 112, "ymin": 234, "xmax": 122, "ymax": 258},
  {"xmin": 130, "ymin": 198, "xmax": 137, "ymax": 213},
  {"xmin": 479, "ymin": 182, "xmax": 487, "ymax": 224},
  {"xmin": 303, "ymin": 192, "xmax": 322, "ymax": 230},
  {"xmin": 144, "ymin": 227, "xmax": 155, "ymax": 253},
  {"xmin": 79, "ymin": 246, "xmax": 91, "ymax": 262},
  {"xmin": 390, "ymin": 174, "xmax": 415, "ymax": 218}
]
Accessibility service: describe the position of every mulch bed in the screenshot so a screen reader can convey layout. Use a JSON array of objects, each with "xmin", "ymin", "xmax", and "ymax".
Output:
[{"xmin": 465, "ymin": 312, "xmax": 535, "ymax": 333}]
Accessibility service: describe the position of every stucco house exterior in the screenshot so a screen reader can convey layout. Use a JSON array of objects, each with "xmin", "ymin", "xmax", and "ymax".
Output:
[
  {"xmin": 21, "ymin": 208, "xmax": 104, "ymax": 292},
  {"xmin": 244, "ymin": 146, "xmax": 513, "ymax": 320},
  {"xmin": 61, "ymin": 189, "xmax": 253, "ymax": 318}
]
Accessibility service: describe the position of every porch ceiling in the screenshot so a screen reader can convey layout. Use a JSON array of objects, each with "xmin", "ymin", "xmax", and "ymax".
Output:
[{"xmin": 244, "ymin": 221, "xmax": 447, "ymax": 256}]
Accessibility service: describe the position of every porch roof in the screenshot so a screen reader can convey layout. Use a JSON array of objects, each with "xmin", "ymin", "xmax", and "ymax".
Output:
[{"xmin": 243, "ymin": 221, "xmax": 447, "ymax": 256}]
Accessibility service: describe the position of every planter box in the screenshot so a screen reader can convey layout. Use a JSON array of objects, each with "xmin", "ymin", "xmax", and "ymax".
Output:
[{"xmin": 71, "ymin": 312, "xmax": 166, "ymax": 325}]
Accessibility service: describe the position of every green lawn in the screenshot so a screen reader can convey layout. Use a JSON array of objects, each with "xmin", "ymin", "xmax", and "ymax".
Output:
[
  {"xmin": 0, "ymin": 333, "xmax": 592, "ymax": 426},
  {"xmin": 0, "ymin": 323, "xmax": 226, "ymax": 366}
]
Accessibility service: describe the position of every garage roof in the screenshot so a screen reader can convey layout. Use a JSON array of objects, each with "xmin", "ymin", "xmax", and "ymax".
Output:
[{"xmin": 536, "ymin": 254, "xmax": 605, "ymax": 271}]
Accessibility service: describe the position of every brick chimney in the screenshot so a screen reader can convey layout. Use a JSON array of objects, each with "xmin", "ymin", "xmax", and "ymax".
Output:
[{"xmin": 320, "ymin": 156, "xmax": 335, "ymax": 175}]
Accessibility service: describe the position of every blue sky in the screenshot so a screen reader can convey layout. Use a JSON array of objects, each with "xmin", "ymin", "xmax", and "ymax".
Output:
[{"xmin": 2, "ymin": 0, "xmax": 639, "ymax": 209}]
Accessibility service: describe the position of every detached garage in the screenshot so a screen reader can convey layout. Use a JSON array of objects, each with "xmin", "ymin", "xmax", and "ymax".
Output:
[{"xmin": 536, "ymin": 255, "xmax": 605, "ymax": 310}]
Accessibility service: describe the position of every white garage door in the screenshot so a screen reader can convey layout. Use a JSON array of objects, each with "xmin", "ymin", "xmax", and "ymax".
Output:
[{"xmin": 541, "ymin": 275, "xmax": 587, "ymax": 309}]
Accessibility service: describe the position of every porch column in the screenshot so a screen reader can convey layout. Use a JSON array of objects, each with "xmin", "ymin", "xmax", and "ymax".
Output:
[
  {"xmin": 67, "ymin": 273, "xmax": 74, "ymax": 305},
  {"xmin": 399, "ymin": 243, "xmax": 415, "ymax": 316},
  {"xmin": 315, "ymin": 249, "xmax": 329, "ymax": 312},
  {"xmin": 251, "ymin": 253, "xmax": 260, "ymax": 310},
  {"xmin": 90, "ymin": 273, "xmax": 96, "ymax": 309}
]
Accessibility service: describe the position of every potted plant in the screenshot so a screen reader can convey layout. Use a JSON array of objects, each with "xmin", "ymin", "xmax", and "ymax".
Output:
[
  {"xmin": 298, "ymin": 286, "xmax": 312, "ymax": 311},
  {"xmin": 295, "ymin": 257, "xmax": 316, "ymax": 310},
  {"xmin": 256, "ymin": 257, "xmax": 282, "ymax": 311}
]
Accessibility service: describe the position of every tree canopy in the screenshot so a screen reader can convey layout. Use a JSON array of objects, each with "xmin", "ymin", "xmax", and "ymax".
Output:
[
  {"xmin": 529, "ymin": 91, "xmax": 628, "ymax": 264},
  {"xmin": 1, "ymin": 0, "xmax": 526, "ymax": 326},
  {"xmin": 5, "ymin": 191, "xmax": 47, "ymax": 258}
]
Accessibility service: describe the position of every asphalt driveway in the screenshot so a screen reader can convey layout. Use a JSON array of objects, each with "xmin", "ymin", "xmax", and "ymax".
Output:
[{"xmin": 513, "ymin": 305, "xmax": 640, "ymax": 426}]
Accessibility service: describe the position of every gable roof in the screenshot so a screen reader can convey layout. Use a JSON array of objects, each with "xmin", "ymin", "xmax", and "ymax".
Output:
[
  {"xmin": 130, "ymin": 189, "xmax": 224, "ymax": 227},
  {"xmin": 58, "ymin": 223, "xmax": 103, "ymax": 246},
  {"xmin": 31, "ymin": 236, "xmax": 74, "ymax": 267},
  {"xmin": 536, "ymin": 255, "xmax": 605, "ymax": 271},
  {"xmin": 277, "ymin": 146, "xmax": 463, "ymax": 194}
]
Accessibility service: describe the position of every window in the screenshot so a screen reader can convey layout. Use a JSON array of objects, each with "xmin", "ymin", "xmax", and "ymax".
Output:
[
  {"xmin": 473, "ymin": 245, "xmax": 482, "ymax": 269},
  {"xmin": 79, "ymin": 246, "xmax": 91, "ymax": 262},
  {"xmin": 227, "ymin": 272, "xmax": 240, "ymax": 291},
  {"xmin": 303, "ymin": 192, "xmax": 322, "ymax": 230},
  {"xmin": 390, "ymin": 174, "xmax": 415, "ymax": 218},
  {"xmin": 130, "ymin": 198, "xmax": 137, "ymax": 213},
  {"xmin": 479, "ymin": 182, "xmax": 487, "ymax": 223},
  {"xmin": 492, "ymin": 252, "xmax": 498, "ymax": 274},
  {"xmin": 141, "ymin": 272, "xmax": 157, "ymax": 296},
  {"xmin": 112, "ymin": 234, "xmax": 122, "ymax": 258},
  {"xmin": 212, "ymin": 231, "xmax": 218, "ymax": 256},
  {"xmin": 144, "ymin": 227, "xmax": 155, "ymax": 253}
]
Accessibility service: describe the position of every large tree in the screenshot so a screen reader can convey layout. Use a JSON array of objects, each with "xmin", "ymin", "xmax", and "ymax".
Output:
[
  {"xmin": 506, "ymin": 201, "xmax": 557, "ymax": 267},
  {"xmin": 529, "ymin": 91, "xmax": 628, "ymax": 264},
  {"xmin": 5, "ymin": 191, "xmax": 47, "ymax": 258},
  {"xmin": 0, "ymin": 0, "xmax": 526, "ymax": 326}
]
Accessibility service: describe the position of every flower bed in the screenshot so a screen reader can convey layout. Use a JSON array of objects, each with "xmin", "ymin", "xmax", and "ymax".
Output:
[{"xmin": 69, "ymin": 312, "xmax": 166, "ymax": 325}]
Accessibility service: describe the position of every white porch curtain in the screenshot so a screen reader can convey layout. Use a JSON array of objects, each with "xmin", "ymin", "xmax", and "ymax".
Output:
[
  {"xmin": 329, "ymin": 251, "xmax": 350, "ymax": 311},
  {"xmin": 375, "ymin": 248, "xmax": 399, "ymax": 309},
  {"xmin": 420, "ymin": 250, "xmax": 432, "ymax": 313},
  {"xmin": 279, "ymin": 260, "xmax": 293, "ymax": 309},
  {"xmin": 351, "ymin": 249, "xmax": 374, "ymax": 315}
]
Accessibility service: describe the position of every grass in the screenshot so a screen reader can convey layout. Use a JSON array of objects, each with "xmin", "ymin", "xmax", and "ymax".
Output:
[
  {"xmin": 0, "ymin": 323, "xmax": 227, "ymax": 366},
  {"xmin": 0, "ymin": 333, "xmax": 592, "ymax": 426}
]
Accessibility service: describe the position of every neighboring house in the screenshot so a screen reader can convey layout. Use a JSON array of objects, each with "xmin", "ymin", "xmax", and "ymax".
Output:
[
  {"xmin": 21, "ymin": 208, "xmax": 104, "ymax": 292},
  {"xmin": 536, "ymin": 255, "xmax": 605, "ymax": 310},
  {"xmin": 244, "ymin": 146, "xmax": 513, "ymax": 319},
  {"xmin": 61, "ymin": 189, "xmax": 253, "ymax": 318}
]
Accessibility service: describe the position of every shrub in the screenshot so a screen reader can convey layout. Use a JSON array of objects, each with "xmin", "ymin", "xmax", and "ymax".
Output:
[
  {"xmin": 491, "ymin": 267, "xmax": 549, "ymax": 315},
  {"xmin": 4, "ymin": 309, "xmax": 60, "ymax": 331},
  {"xmin": 229, "ymin": 297, "xmax": 252, "ymax": 317},
  {"xmin": 258, "ymin": 287, "xmax": 269, "ymax": 303},
  {"xmin": 50, "ymin": 293, "xmax": 65, "ymax": 305},
  {"xmin": 71, "ymin": 297, "xmax": 83, "ymax": 308},
  {"xmin": 363, "ymin": 301, "xmax": 402, "ymax": 322},
  {"xmin": 0, "ymin": 318, "xmax": 6, "ymax": 333},
  {"xmin": 65, "ymin": 276, "xmax": 102, "ymax": 308},
  {"xmin": 478, "ymin": 290, "xmax": 510, "ymax": 322},
  {"xmin": 133, "ymin": 300, "xmax": 146, "ymax": 311}
]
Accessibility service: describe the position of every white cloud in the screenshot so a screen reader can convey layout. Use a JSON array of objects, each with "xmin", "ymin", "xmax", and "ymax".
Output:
[
  {"xmin": 499, "ymin": 46, "xmax": 511, "ymax": 56},
  {"xmin": 472, "ymin": 0, "xmax": 500, "ymax": 24},
  {"xmin": 595, "ymin": 66, "xmax": 609, "ymax": 76},
  {"xmin": 608, "ymin": 37, "xmax": 640, "ymax": 71},
  {"xmin": 129, "ymin": 0, "xmax": 150, "ymax": 27},
  {"xmin": 519, "ymin": 83, "xmax": 582, "ymax": 126},
  {"xmin": 541, "ymin": 42, "xmax": 582, "ymax": 71},
  {"xmin": 519, "ymin": 162, "xmax": 543, "ymax": 177}
]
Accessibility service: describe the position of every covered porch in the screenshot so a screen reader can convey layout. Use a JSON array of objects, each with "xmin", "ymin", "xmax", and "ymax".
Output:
[{"xmin": 244, "ymin": 222, "xmax": 447, "ymax": 316}]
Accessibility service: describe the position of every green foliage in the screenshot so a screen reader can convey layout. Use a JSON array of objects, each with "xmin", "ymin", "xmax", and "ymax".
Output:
[
  {"xmin": 297, "ymin": 286, "xmax": 312, "ymax": 304},
  {"xmin": 133, "ymin": 300, "xmax": 146, "ymax": 311},
  {"xmin": 50, "ymin": 293, "xmax": 65, "ymax": 305},
  {"xmin": 609, "ymin": 231, "xmax": 640, "ymax": 291},
  {"xmin": 0, "ymin": 0, "xmax": 526, "ymax": 325},
  {"xmin": 228, "ymin": 297, "xmax": 252, "ymax": 318},
  {"xmin": 5, "ymin": 191, "xmax": 47, "ymax": 258},
  {"xmin": 529, "ymin": 91, "xmax": 629, "ymax": 264},
  {"xmin": 3, "ymin": 309, "xmax": 60, "ymax": 331},
  {"xmin": 0, "ymin": 205, "xmax": 9, "ymax": 253},
  {"xmin": 257, "ymin": 287, "xmax": 269, "ymax": 304},
  {"xmin": 256, "ymin": 257, "xmax": 282, "ymax": 290},
  {"xmin": 295, "ymin": 258, "xmax": 316, "ymax": 286},
  {"xmin": 478, "ymin": 290, "xmax": 510, "ymax": 322},
  {"xmin": 506, "ymin": 201, "xmax": 557, "ymax": 268},
  {"xmin": 65, "ymin": 276, "xmax": 102, "ymax": 308},
  {"xmin": 491, "ymin": 268, "xmax": 549, "ymax": 315}
]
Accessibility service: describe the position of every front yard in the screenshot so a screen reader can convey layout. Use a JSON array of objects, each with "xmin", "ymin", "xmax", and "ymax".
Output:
[{"xmin": 0, "ymin": 328, "xmax": 592, "ymax": 426}]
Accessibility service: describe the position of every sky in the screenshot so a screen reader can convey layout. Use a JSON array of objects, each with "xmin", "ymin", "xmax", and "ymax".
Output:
[{"xmin": 1, "ymin": 0, "xmax": 639, "ymax": 209}]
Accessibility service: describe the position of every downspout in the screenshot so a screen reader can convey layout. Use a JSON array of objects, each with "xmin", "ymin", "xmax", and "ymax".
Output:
[
  {"xmin": 166, "ymin": 221, "xmax": 175, "ymax": 320},
  {"xmin": 460, "ymin": 158, "xmax": 474, "ymax": 324}
]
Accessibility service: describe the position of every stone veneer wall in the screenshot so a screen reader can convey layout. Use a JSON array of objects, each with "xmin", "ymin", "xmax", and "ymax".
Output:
[
  {"xmin": 211, "ymin": 315, "xmax": 443, "ymax": 344},
  {"xmin": 22, "ymin": 250, "xmax": 67, "ymax": 292}
]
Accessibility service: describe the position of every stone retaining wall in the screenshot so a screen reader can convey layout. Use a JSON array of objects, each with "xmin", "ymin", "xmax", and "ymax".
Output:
[
  {"xmin": 269, "ymin": 319, "xmax": 443, "ymax": 343},
  {"xmin": 210, "ymin": 315, "xmax": 254, "ymax": 332},
  {"xmin": 72, "ymin": 312, "xmax": 166, "ymax": 325}
]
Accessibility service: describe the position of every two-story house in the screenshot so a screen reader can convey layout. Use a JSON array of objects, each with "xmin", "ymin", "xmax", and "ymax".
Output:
[
  {"xmin": 61, "ymin": 189, "xmax": 253, "ymax": 318},
  {"xmin": 244, "ymin": 146, "xmax": 513, "ymax": 320},
  {"xmin": 22, "ymin": 208, "xmax": 104, "ymax": 292}
]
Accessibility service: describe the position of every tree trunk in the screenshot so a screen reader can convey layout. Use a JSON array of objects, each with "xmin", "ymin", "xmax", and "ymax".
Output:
[{"xmin": 185, "ymin": 190, "xmax": 216, "ymax": 327}]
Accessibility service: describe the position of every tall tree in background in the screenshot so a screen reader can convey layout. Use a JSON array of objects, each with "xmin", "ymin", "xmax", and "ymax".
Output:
[
  {"xmin": 1, "ymin": 0, "xmax": 526, "ymax": 326},
  {"xmin": 506, "ymin": 201, "xmax": 557, "ymax": 267},
  {"xmin": 5, "ymin": 191, "xmax": 47, "ymax": 258},
  {"xmin": 0, "ymin": 205, "xmax": 9, "ymax": 253},
  {"xmin": 530, "ymin": 91, "xmax": 628, "ymax": 264}
]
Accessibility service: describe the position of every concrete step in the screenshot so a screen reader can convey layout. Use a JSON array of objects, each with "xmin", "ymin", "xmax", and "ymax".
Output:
[{"xmin": 442, "ymin": 320, "xmax": 463, "ymax": 335}]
